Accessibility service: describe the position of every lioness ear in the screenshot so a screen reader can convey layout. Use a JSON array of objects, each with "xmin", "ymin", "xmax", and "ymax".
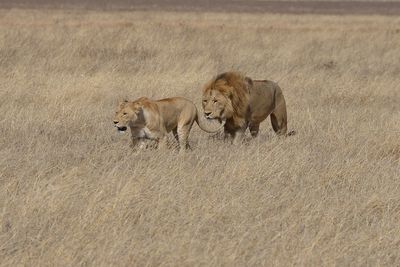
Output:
[
  {"xmin": 135, "ymin": 104, "xmax": 144, "ymax": 115},
  {"xmin": 118, "ymin": 100, "xmax": 127, "ymax": 108},
  {"xmin": 135, "ymin": 102, "xmax": 143, "ymax": 114}
]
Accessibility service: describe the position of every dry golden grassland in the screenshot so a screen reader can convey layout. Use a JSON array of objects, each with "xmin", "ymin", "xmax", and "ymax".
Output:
[{"xmin": 0, "ymin": 9, "xmax": 399, "ymax": 266}]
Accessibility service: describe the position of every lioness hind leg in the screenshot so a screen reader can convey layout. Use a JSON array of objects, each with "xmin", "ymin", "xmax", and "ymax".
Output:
[
  {"xmin": 172, "ymin": 128, "xmax": 179, "ymax": 142},
  {"xmin": 172, "ymin": 128, "xmax": 184, "ymax": 150},
  {"xmin": 177, "ymin": 125, "xmax": 192, "ymax": 151}
]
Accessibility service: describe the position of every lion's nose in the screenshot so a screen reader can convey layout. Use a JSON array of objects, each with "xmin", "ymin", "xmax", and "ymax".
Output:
[
  {"xmin": 113, "ymin": 120, "xmax": 118, "ymax": 124},
  {"xmin": 204, "ymin": 112, "xmax": 211, "ymax": 117}
]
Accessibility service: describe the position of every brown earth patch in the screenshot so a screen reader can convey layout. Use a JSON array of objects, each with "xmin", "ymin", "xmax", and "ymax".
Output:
[{"xmin": 1, "ymin": 0, "xmax": 400, "ymax": 15}]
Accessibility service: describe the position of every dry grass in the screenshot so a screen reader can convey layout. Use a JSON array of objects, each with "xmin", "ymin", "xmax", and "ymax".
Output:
[{"xmin": 0, "ymin": 9, "xmax": 399, "ymax": 266}]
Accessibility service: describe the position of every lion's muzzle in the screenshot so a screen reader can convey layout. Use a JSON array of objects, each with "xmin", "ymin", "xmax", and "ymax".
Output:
[{"xmin": 204, "ymin": 112, "xmax": 212, "ymax": 119}]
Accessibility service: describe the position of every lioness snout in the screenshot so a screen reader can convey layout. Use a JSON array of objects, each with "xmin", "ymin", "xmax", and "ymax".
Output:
[{"xmin": 204, "ymin": 112, "xmax": 211, "ymax": 117}]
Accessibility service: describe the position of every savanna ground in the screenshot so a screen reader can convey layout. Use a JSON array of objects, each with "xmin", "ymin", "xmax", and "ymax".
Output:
[{"xmin": 0, "ymin": 6, "xmax": 400, "ymax": 266}]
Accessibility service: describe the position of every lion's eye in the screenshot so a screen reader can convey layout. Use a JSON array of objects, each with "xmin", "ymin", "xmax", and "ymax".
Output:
[
  {"xmin": 203, "ymin": 100, "xmax": 207, "ymax": 103},
  {"xmin": 213, "ymin": 99, "xmax": 217, "ymax": 103},
  {"xmin": 123, "ymin": 112, "xmax": 128, "ymax": 115}
]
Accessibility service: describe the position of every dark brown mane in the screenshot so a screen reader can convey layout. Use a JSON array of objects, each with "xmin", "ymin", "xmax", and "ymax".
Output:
[{"xmin": 203, "ymin": 71, "xmax": 251, "ymax": 128}]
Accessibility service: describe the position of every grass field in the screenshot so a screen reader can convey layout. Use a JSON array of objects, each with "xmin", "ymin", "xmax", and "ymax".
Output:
[{"xmin": 0, "ymin": 9, "xmax": 399, "ymax": 266}]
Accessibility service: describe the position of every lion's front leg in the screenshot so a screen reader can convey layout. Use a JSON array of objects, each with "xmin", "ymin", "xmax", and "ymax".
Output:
[
  {"xmin": 223, "ymin": 128, "xmax": 233, "ymax": 140},
  {"xmin": 232, "ymin": 130, "xmax": 246, "ymax": 145},
  {"xmin": 157, "ymin": 135, "xmax": 168, "ymax": 150},
  {"xmin": 224, "ymin": 128, "xmax": 245, "ymax": 144}
]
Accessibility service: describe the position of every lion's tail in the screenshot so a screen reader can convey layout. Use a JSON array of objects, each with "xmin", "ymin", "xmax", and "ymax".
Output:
[{"xmin": 195, "ymin": 107, "xmax": 225, "ymax": 133}]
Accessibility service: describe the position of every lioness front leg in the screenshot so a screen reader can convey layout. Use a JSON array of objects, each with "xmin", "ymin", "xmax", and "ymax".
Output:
[
  {"xmin": 130, "ymin": 137, "xmax": 146, "ymax": 150},
  {"xmin": 177, "ymin": 124, "xmax": 193, "ymax": 151},
  {"xmin": 130, "ymin": 136, "xmax": 138, "ymax": 148}
]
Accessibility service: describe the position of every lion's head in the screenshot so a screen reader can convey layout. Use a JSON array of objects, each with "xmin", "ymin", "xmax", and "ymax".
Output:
[
  {"xmin": 202, "ymin": 72, "xmax": 250, "ymax": 126},
  {"xmin": 113, "ymin": 98, "xmax": 146, "ymax": 132}
]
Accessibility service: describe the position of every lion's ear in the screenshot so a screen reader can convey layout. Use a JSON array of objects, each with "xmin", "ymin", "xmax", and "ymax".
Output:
[{"xmin": 245, "ymin": 77, "xmax": 253, "ymax": 87}]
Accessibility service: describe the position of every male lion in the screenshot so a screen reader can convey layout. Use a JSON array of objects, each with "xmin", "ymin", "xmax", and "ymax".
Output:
[
  {"xmin": 113, "ymin": 97, "xmax": 223, "ymax": 151},
  {"xmin": 202, "ymin": 71, "xmax": 290, "ymax": 144}
]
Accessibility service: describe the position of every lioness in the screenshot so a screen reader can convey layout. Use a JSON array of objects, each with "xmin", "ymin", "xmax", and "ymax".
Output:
[
  {"xmin": 113, "ymin": 97, "xmax": 223, "ymax": 151},
  {"xmin": 202, "ymin": 71, "xmax": 290, "ymax": 144}
]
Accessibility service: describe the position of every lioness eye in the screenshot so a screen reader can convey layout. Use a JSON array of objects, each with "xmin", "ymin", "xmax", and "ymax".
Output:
[
  {"xmin": 123, "ymin": 112, "xmax": 127, "ymax": 115},
  {"xmin": 213, "ymin": 99, "xmax": 217, "ymax": 103}
]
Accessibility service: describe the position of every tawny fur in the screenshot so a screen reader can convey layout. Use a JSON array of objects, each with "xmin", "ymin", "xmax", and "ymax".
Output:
[
  {"xmin": 202, "ymin": 71, "xmax": 289, "ymax": 143},
  {"xmin": 113, "ymin": 97, "xmax": 222, "ymax": 151}
]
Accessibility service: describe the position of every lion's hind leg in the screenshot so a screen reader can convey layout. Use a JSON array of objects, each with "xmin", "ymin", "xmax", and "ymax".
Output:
[
  {"xmin": 270, "ymin": 110, "xmax": 287, "ymax": 136},
  {"xmin": 269, "ymin": 86, "xmax": 287, "ymax": 136},
  {"xmin": 270, "ymin": 99, "xmax": 287, "ymax": 136},
  {"xmin": 249, "ymin": 122, "xmax": 260, "ymax": 137}
]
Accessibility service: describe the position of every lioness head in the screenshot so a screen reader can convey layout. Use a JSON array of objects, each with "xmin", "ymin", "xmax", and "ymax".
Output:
[
  {"xmin": 113, "ymin": 99, "xmax": 144, "ymax": 132},
  {"xmin": 202, "ymin": 72, "xmax": 250, "ymax": 123}
]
